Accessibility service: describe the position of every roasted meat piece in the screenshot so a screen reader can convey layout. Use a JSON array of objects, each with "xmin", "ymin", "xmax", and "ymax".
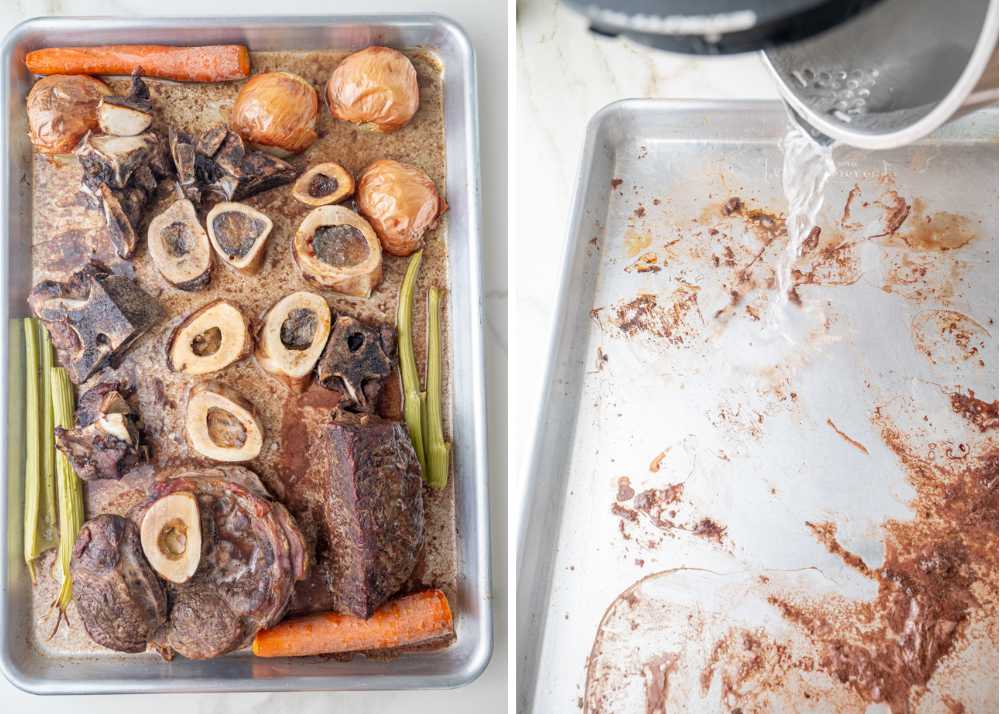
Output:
[
  {"xmin": 54, "ymin": 381, "xmax": 145, "ymax": 481},
  {"xmin": 315, "ymin": 316, "xmax": 397, "ymax": 412},
  {"xmin": 132, "ymin": 466, "xmax": 308, "ymax": 660},
  {"xmin": 170, "ymin": 125, "xmax": 297, "ymax": 205},
  {"xmin": 70, "ymin": 514, "xmax": 168, "ymax": 653},
  {"xmin": 290, "ymin": 413, "xmax": 422, "ymax": 619},
  {"xmin": 28, "ymin": 264, "xmax": 163, "ymax": 384}
]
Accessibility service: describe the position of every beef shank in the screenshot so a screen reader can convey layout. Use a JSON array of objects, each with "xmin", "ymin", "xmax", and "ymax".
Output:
[
  {"xmin": 70, "ymin": 514, "xmax": 168, "ymax": 653},
  {"xmin": 54, "ymin": 381, "xmax": 146, "ymax": 481}
]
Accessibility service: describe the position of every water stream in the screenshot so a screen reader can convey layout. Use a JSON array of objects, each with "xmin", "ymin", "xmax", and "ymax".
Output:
[{"xmin": 767, "ymin": 117, "xmax": 838, "ymax": 341}]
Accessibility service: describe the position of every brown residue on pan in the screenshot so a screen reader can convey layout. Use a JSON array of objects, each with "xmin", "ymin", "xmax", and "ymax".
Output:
[
  {"xmin": 611, "ymin": 178, "xmax": 623, "ymax": 190},
  {"xmin": 632, "ymin": 484, "xmax": 685, "ymax": 529},
  {"xmin": 625, "ymin": 252, "xmax": 660, "ymax": 273},
  {"xmin": 648, "ymin": 448, "xmax": 669, "ymax": 472},
  {"xmin": 642, "ymin": 652, "xmax": 679, "ymax": 713},
  {"xmin": 950, "ymin": 390, "xmax": 999, "ymax": 432},
  {"xmin": 868, "ymin": 190, "xmax": 910, "ymax": 239},
  {"xmin": 691, "ymin": 518, "xmax": 727, "ymax": 544},
  {"xmin": 801, "ymin": 226, "xmax": 821, "ymax": 253},
  {"xmin": 911, "ymin": 309, "xmax": 990, "ymax": 367},
  {"xmin": 768, "ymin": 402, "xmax": 999, "ymax": 713},
  {"xmin": 825, "ymin": 418, "xmax": 870, "ymax": 455},
  {"xmin": 792, "ymin": 231, "xmax": 861, "ymax": 288},
  {"xmin": 840, "ymin": 184, "xmax": 861, "ymax": 228},
  {"xmin": 624, "ymin": 228, "xmax": 653, "ymax": 257},
  {"xmin": 634, "ymin": 205, "xmax": 646, "ymax": 219},
  {"xmin": 616, "ymin": 476, "xmax": 635, "ymax": 502},
  {"xmin": 608, "ymin": 284, "xmax": 702, "ymax": 347},
  {"xmin": 805, "ymin": 521, "xmax": 872, "ymax": 576},
  {"xmin": 898, "ymin": 198, "xmax": 977, "ymax": 251},
  {"xmin": 595, "ymin": 346, "xmax": 608, "ymax": 372}
]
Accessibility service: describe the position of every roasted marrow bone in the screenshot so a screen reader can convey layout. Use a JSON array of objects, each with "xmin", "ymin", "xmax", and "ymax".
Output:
[
  {"xmin": 186, "ymin": 382, "xmax": 263, "ymax": 462},
  {"xmin": 54, "ymin": 381, "xmax": 145, "ymax": 481},
  {"xmin": 316, "ymin": 316, "xmax": 397, "ymax": 412},
  {"xmin": 167, "ymin": 299, "xmax": 252, "ymax": 375},
  {"xmin": 28, "ymin": 265, "xmax": 163, "ymax": 384},
  {"xmin": 292, "ymin": 205, "xmax": 382, "ymax": 298},
  {"xmin": 71, "ymin": 514, "xmax": 168, "ymax": 653},
  {"xmin": 290, "ymin": 413, "xmax": 422, "ymax": 618},
  {"xmin": 140, "ymin": 491, "xmax": 202, "ymax": 584},
  {"xmin": 291, "ymin": 162, "xmax": 354, "ymax": 207},
  {"xmin": 147, "ymin": 198, "xmax": 213, "ymax": 291},
  {"xmin": 206, "ymin": 202, "xmax": 273, "ymax": 274},
  {"xmin": 133, "ymin": 466, "xmax": 308, "ymax": 659},
  {"xmin": 97, "ymin": 69, "xmax": 154, "ymax": 137},
  {"xmin": 255, "ymin": 291, "xmax": 332, "ymax": 392}
]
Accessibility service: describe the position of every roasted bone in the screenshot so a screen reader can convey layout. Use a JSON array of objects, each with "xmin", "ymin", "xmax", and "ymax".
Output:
[
  {"xmin": 54, "ymin": 381, "xmax": 146, "ymax": 481},
  {"xmin": 316, "ymin": 316, "xmax": 397, "ymax": 412},
  {"xmin": 28, "ymin": 265, "xmax": 164, "ymax": 384},
  {"xmin": 97, "ymin": 70, "xmax": 154, "ymax": 137}
]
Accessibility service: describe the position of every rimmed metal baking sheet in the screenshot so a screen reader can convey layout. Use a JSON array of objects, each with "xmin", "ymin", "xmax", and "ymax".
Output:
[
  {"xmin": 0, "ymin": 14, "xmax": 490, "ymax": 694},
  {"xmin": 518, "ymin": 99, "xmax": 998, "ymax": 712}
]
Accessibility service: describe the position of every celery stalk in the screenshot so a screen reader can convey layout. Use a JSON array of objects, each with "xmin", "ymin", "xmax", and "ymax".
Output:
[
  {"xmin": 423, "ymin": 287, "xmax": 451, "ymax": 490},
  {"xmin": 50, "ymin": 367, "xmax": 84, "ymax": 632},
  {"xmin": 22, "ymin": 319, "xmax": 42, "ymax": 583},
  {"xmin": 39, "ymin": 326, "xmax": 57, "ymax": 549},
  {"xmin": 398, "ymin": 251, "xmax": 427, "ymax": 474}
]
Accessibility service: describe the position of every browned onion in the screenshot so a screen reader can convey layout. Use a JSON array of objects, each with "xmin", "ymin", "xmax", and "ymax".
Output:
[
  {"xmin": 356, "ymin": 159, "xmax": 447, "ymax": 256},
  {"xmin": 326, "ymin": 47, "xmax": 419, "ymax": 133},
  {"xmin": 230, "ymin": 71, "xmax": 318, "ymax": 156},
  {"xmin": 27, "ymin": 74, "xmax": 111, "ymax": 155}
]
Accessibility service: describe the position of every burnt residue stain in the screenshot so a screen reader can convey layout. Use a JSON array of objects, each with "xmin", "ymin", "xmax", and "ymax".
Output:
[
  {"xmin": 611, "ymin": 178, "xmax": 623, "ymax": 190},
  {"xmin": 911, "ymin": 310, "xmax": 990, "ymax": 368},
  {"xmin": 648, "ymin": 449, "xmax": 669, "ymax": 472},
  {"xmin": 868, "ymin": 190, "xmax": 911, "ymax": 239},
  {"xmin": 897, "ymin": 198, "xmax": 977, "ymax": 251},
  {"xmin": 699, "ymin": 628, "xmax": 814, "ymax": 707},
  {"xmin": 805, "ymin": 520, "xmax": 872, "ymax": 576},
  {"xmin": 950, "ymin": 390, "xmax": 999, "ymax": 433},
  {"xmin": 611, "ymin": 480, "xmax": 727, "ymax": 547},
  {"xmin": 608, "ymin": 285, "xmax": 702, "ymax": 347},
  {"xmin": 595, "ymin": 346, "xmax": 608, "ymax": 372},
  {"xmin": 840, "ymin": 184, "xmax": 862, "ymax": 229},
  {"xmin": 642, "ymin": 652, "xmax": 679, "ymax": 713},
  {"xmin": 825, "ymin": 418, "xmax": 870, "ymax": 455},
  {"xmin": 768, "ymin": 403, "xmax": 998, "ymax": 713}
]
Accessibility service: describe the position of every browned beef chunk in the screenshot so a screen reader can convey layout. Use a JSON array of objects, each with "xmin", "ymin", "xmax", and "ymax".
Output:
[
  {"xmin": 70, "ymin": 514, "xmax": 168, "ymax": 653},
  {"xmin": 135, "ymin": 466, "xmax": 308, "ymax": 659},
  {"xmin": 54, "ymin": 381, "xmax": 145, "ymax": 481},
  {"xmin": 290, "ymin": 413, "xmax": 422, "ymax": 619},
  {"xmin": 315, "ymin": 316, "xmax": 397, "ymax": 413},
  {"xmin": 28, "ymin": 265, "xmax": 163, "ymax": 383}
]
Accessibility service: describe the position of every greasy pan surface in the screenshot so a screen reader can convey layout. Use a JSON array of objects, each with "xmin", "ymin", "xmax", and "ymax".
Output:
[
  {"xmin": 0, "ymin": 16, "xmax": 490, "ymax": 694},
  {"xmin": 518, "ymin": 100, "xmax": 998, "ymax": 713}
]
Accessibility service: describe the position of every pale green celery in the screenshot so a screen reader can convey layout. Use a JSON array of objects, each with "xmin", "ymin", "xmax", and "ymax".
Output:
[
  {"xmin": 398, "ymin": 251, "xmax": 427, "ymax": 474},
  {"xmin": 423, "ymin": 287, "xmax": 451, "ymax": 490}
]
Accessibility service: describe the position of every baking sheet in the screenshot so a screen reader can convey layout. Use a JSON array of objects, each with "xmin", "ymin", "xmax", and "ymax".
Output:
[
  {"xmin": 0, "ymin": 15, "xmax": 490, "ymax": 694},
  {"xmin": 517, "ymin": 100, "xmax": 998, "ymax": 713}
]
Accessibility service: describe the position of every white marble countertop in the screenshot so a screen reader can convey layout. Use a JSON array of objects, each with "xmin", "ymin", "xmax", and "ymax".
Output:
[
  {"xmin": 513, "ymin": 0, "xmax": 780, "ymax": 510},
  {"xmin": 0, "ymin": 1, "xmax": 507, "ymax": 712}
]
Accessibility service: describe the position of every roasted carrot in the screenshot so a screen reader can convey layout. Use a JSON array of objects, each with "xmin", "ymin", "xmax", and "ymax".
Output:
[
  {"xmin": 25, "ymin": 45, "xmax": 250, "ymax": 82},
  {"xmin": 252, "ymin": 590, "xmax": 454, "ymax": 658}
]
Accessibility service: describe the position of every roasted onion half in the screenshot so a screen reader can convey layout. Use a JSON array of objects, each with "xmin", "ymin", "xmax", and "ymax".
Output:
[
  {"xmin": 356, "ymin": 159, "xmax": 447, "ymax": 256},
  {"xmin": 27, "ymin": 74, "xmax": 111, "ymax": 155},
  {"xmin": 185, "ymin": 382, "xmax": 263, "ymax": 463},
  {"xmin": 255, "ymin": 291, "xmax": 332, "ymax": 392},
  {"xmin": 167, "ymin": 299, "xmax": 252, "ymax": 376},
  {"xmin": 291, "ymin": 162, "xmax": 354, "ymax": 207},
  {"xmin": 206, "ymin": 202, "xmax": 273, "ymax": 275},
  {"xmin": 326, "ymin": 46, "xmax": 419, "ymax": 133},
  {"xmin": 230, "ymin": 71, "xmax": 318, "ymax": 156},
  {"xmin": 292, "ymin": 205, "xmax": 382, "ymax": 298}
]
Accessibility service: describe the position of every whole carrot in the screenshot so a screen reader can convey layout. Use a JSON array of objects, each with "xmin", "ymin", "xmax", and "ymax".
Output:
[
  {"xmin": 26, "ymin": 45, "xmax": 250, "ymax": 82},
  {"xmin": 252, "ymin": 590, "xmax": 454, "ymax": 658}
]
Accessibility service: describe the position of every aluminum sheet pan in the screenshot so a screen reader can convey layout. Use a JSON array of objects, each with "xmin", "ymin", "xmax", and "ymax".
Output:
[
  {"xmin": 0, "ymin": 15, "xmax": 490, "ymax": 694},
  {"xmin": 518, "ymin": 99, "xmax": 998, "ymax": 713}
]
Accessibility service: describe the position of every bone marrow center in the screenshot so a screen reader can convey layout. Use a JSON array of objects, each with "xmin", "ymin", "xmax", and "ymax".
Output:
[
  {"xmin": 280, "ymin": 308, "xmax": 318, "ymax": 351},
  {"xmin": 206, "ymin": 407, "xmax": 247, "ymax": 449},
  {"xmin": 312, "ymin": 224, "xmax": 369, "ymax": 267}
]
